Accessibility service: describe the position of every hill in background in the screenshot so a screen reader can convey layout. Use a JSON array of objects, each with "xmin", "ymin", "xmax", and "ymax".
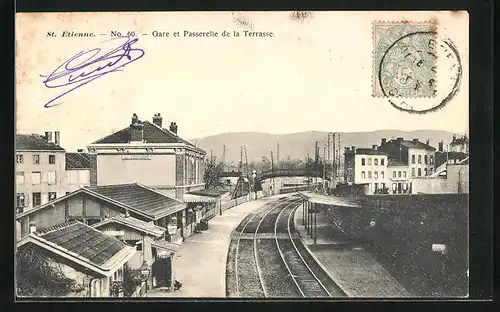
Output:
[{"xmin": 190, "ymin": 130, "xmax": 461, "ymax": 163}]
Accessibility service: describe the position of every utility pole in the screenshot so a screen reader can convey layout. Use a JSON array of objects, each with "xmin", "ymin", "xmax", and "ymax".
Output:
[
  {"xmin": 323, "ymin": 145, "xmax": 326, "ymax": 192},
  {"xmin": 314, "ymin": 141, "xmax": 319, "ymax": 187},
  {"xmin": 306, "ymin": 153, "xmax": 310, "ymax": 190},
  {"xmin": 270, "ymin": 151, "xmax": 274, "ymax": 195},
  {"xmin": 222, "ymin": 144, "xmax": 226, "ymax": 171},
  {"xmin": 277, "ymin": 142, "xmax": 280, "ymax": 169},
  {"xmin": 244, "ymin": 145, "xmax": 249, "ymax": 180},
  {"xmin": 240, "ymin": 146, "xmax": 243, "ymax": 197}
]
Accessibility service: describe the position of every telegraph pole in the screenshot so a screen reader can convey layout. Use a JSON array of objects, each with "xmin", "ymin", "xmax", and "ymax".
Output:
[
  {"xmin": 244, "ymin": 145, "xmax": 249, "ymax": 180},
  {"xmin": 323, "ymin": 145, "xmax": 326, "ymax": 192},
  {"xmin": 270, "ymin": 151, "xmax": 275, "ymax": 195},
  {"xmin": 222, "ymin": 144, "xmax": 226, "ymax": 171},
  {"xmin": 277, "ymin": 142, "xmax": 280, "ymax": 169},
  {"xmin": 314, "ymin": 141, "xmax": 319, "ymax": 187}
]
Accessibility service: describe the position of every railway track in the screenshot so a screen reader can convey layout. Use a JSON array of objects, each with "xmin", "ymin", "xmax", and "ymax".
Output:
[{"xmin": 227, "ymin": 195, "xmax": 346, "ymax": 298}]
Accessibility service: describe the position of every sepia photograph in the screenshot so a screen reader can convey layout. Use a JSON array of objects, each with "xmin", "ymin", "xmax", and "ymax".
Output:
[{"xmin": 15, "ymin": 11, "xmax": 469, "ymax": 299}]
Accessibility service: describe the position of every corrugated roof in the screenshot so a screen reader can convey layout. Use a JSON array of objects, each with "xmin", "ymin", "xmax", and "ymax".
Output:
[
  {"xmin": 92, "ymin": 215, "xmax": 166, "ymax": 237},
  {"xmin": 66, "ymin": 153, "xmax": 91, "ymax": 169},
  {"xmin": 16, "ymin": 134, "xmax": 65, "ymax": 151},
  {"xmin": 85, "ymin": 183, "xmax": 186, "ymax": 219},
  {"xmin": 91, "ymin": 121, "xmax": 197, "ymax": 147},
  {"xmin": 35, "ymin": 221, "xmax": 129, "ymax": 266}
]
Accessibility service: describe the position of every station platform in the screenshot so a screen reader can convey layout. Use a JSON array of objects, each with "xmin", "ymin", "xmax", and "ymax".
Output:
[
  {"xmin": 145, "ymin": 196, "xmax": 275, "ymax": 298},
  {"xmin": 293, "ymin": 203, "xmax": 411, "ymax": 297}
]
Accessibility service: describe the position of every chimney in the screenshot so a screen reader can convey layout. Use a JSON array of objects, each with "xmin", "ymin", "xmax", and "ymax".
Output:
[
  {"xmin": 152, "ymin": 113, "xmax": 163, "ymax": 128},
  {"xmin": 412, "ymin": 138, "xmax": 419, "ymax": 144},
  {"xmin": 372, "ymin": 145, "xmax": 378, "ymax": 150},
  {"xmin": 438, "ymin": 140, "xmax": 444, "ymax": 152},
  {"xmin": 54, "ymin": 131, "xmax": 60, "ymax": 146},
  {"xmin": 381, "ymin": 138, "xmax": 387, "ymax": 145},
  {"xmin": 130, "ymin": 113, "xmax": 144, "ymax": 142},
  {"xmin": 169, "ymin": 122, "xmax": 178, "ymax": 135},
  {"xmin": 351, "ymin": 146, "xmax": 356, "ymax": 153},
  {"xmin": 45, "ymin": 131, "xmax": 53, "ymax": 143},
  {"xmin": 397, "ymin": 137, "xmax": 404, "ymax": 142},
  {"xmin": 77, "ymin": 149, "xmax": 84, "ymax": 153}
]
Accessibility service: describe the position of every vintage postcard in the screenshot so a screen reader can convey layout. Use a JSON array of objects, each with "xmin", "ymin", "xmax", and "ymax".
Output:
[{"xmin": 15, "ymin": 11, "xmax": 469, "ymax": 299}]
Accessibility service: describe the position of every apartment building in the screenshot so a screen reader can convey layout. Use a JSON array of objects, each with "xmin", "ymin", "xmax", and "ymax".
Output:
[
  {"xmin": 16, "ymin": 132, "xmax": 67, "ymax": 212},
  {"xmin": 344, "ymin": 145, "xmax": 389, "ymax": 194}
]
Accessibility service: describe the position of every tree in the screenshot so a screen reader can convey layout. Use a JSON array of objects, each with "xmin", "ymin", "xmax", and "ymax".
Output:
[
  {"xmin": 16, "ymin": 245, "xmax": 85, "ymax": 297},
  {"xmin": 204, "ymin": 156, "xmax": 224, "ymax": 190}
]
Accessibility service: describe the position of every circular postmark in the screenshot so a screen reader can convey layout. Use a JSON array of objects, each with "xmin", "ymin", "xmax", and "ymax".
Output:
[{"xmin": 378, "ymin": 31, "xmax": 462, "ymax": 114}]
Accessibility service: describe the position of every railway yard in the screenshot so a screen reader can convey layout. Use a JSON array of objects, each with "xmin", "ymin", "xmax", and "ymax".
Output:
[{"xmin": 225, "ymin": 195, "xmax": 347, "ymax": 298}]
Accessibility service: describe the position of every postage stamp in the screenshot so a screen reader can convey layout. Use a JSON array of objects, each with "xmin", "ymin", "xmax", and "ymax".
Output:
[{"xmin": 373, "ymin": 21, "xmax": 438, "ymax": 98}]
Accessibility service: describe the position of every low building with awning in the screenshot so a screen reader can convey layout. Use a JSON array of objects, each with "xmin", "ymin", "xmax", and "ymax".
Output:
[
  {"xmin": 182, "ymin": 189, "xmax": 230, "ymax": 228},
  {"xmin": 92, "ymin": 215, "xmax": 181, "ymax": 292}
]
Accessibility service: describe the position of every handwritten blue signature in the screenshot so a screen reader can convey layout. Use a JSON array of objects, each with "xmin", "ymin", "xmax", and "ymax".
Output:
[{"xmin": 40, "ymin": 36, "xmax": 145, "ymax": 108}]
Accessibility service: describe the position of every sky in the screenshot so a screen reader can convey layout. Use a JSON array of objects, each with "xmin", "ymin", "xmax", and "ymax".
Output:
[{"xmin": 16, "ymin": 11, "xmax": 469, "ymax": 152}]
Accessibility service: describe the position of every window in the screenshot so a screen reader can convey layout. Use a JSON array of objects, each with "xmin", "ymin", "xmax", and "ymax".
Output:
[
  {"xmin": 361, "ymin": 158, "xmax": 366, "ymax": 166},
  {"xmin": 32, "ymin": 192, "xmax": 41, "ymax": 207},
  {"xmin": 16, "ymin": 193, "xmax": 25, "ymax": 208},
  {"xmin": 374, "ymin": 183, "xmax": 379, "ymax": 190},
  {"xmin": 368, "ymin": 171, "xmax": 372, "ymax": 179},
  {"xmin": 381, "ymin": 158, "xmax": 385, "ymax": 166},
  {"xmin": 411, "ymin": 155, "xmax": 415, "ymax": 164},
  {"xmin": 403, "ymin": 171, "xmax": 407, "ymax": 178},
  {"xmin": 47, "ymin": 171, "xmax": 56, "ymax": 185},
  {"xmin": 33, "ymin": 154, "xmax": 40, "ymax": 164},
  {"xmin": 16, "ymin": 172, "xmax": 25, "ymax": 184},
  {"xmin": 418, "ymin": 155, "xmax": 422, "ymax": 164},
  {"xmin": 31, "ymin": 172, "xmax": 41, "ymax": 184},
  {"xmin": 368, "ymin": 158, "xmax": 372, "ymax": 166},
  {"xmin": 374, "ymin": 158, "xmax": 379, "ymax": 166},
  {"xmin": 381, "ymin": 183, "xmax": 386, "ymax": 189},
  {"xmin": 374, "ymin": 171, "xmax": 378, "ymax": 179},
  {"xmin": 392, "ymin": 183, "xmax": 397, "ymax": 191},
  {"xmin": 49, "ymin": 155, "xmax": 56, "ymax": 164},
  {"xmin": 412, "ymin": 168, "xmax": 416, "ymax": 177},
  {"xmin": 381, "ymin": 171, "xmax": 385, "ymax": 179},
  {"xmin": 361, "ymin": 171, "xmax": 365, "ymax": 179},
  {"xmin": 418, "ymin": 168, "xmax": 422, "ymax": 176},
  {"xmin": 424, "ymin": 168, "xmax": 428, "ymax": 176},
  {"xmin": 16, "ymin": 154, "xmax": 24, "ymax": 164},
  {"xmin": 424, "ymin": 155, "xmax": 428, "ymax": 164},
  {"xmin": 48, "ymin": 192, "xmax": 57, "ymax": 201},
  {"xmin": 398, "ymin": 171, "xmax": 402, "ymax": 178},
  {"xmin": 393, "ymin": 171, "xmax": 397, "ymax": 178},
  {"xmin": 430, "ymin": 155, "xmax": 434, "ymax": 164}
]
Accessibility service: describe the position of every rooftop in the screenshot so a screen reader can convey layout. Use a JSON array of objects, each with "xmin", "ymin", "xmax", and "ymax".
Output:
[
  {"xmin": 34, "ymin": 221, "xmax": 132, "ymax": 267},
  {"xmin": 353, "ymin": 148, "xmax": 388, "ymax": 156},
  {"xmin": 16, "ymin": 134, "xmax": 65, "ymax": 151},
  {"xmin": 66, "ymin": 152, "xmax": 91, "ymax": 169},
  {"xmin": 92, "ymin": 215, "xmax": 166, "ymax": 238},
  {"xmin": 91, "ymin": 120, "xmax": 197, "ymax": 147},
  {"xmin": 85, "ymin": 183, "xmax": 186, "ymax": 219},
  {"xmin": 450, "ymin": 135, "xmax": 468, "ymax": 146},
  {"xmin": 388, "ymin": 159, "xmax": 407, "ymax": 167}
]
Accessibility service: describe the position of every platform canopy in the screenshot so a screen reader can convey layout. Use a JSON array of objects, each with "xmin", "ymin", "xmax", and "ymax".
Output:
[
  {"xmin": 183, "ymin": 194, "xmax": 220, "ymax": 203},
  {"xmin": 298, "ymin": 192, "xmax": 362, "ymax": 208}
]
